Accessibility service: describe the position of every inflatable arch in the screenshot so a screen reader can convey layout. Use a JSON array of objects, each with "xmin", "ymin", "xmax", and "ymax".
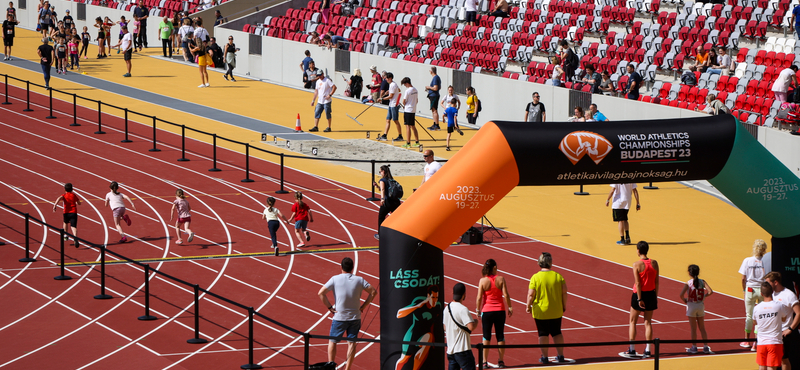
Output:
[{"xmin": 378, "ymin": 116, "xmax": 800, "ymax": 369}]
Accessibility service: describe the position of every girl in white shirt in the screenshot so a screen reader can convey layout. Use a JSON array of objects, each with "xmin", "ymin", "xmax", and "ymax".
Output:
[
  {"xmin": 261, "ymin": 197, "xmax": 288, "ymax": 249},
  {"xmin": 168, "ymin": 189, "xmax": 194, "ymax": 245},
  {"xmin": 439, "ymin": 85, "xmax": 460, "ymax": 125},
  {"xmin": 680, "ymin": 264, "xmax": 714, "ymax": 354},
  {"xmin": 103, "ymin": 181, "xmax": 136, "ymax": 243}
]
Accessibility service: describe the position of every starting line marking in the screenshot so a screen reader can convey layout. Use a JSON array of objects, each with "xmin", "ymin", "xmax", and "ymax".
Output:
[{"xmin": 59, "ymin": 246, "xmax": 379, "ymax": 266}]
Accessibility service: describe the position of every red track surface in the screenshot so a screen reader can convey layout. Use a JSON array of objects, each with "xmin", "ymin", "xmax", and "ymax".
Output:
[{"xmin": 0, "ymin": 84, "xmax": 749, "ymax": 369}]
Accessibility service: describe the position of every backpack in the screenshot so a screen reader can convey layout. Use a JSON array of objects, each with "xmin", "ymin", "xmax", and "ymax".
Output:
[
  {"xmin": 386, "ymin": 178, "xmax": 403, "ymax": 200},
  {"xmin": 476, "ymin": 97, "xmax": 482, "ymax": 113},
  {"xmin": 566, "ymin": 49, "xmax": 579, "ymax": 70}
]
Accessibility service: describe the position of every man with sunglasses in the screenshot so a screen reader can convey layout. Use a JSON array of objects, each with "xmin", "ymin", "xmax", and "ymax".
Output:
[
  {"xmin": 525, "ymin": 92, "xmax": 546, "ymax": 122},
  {"xmin": 416, "ymin": 149, "xmax": 441, "ymax": 191}
]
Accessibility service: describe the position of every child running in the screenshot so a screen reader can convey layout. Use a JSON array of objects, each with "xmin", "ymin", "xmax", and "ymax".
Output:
[
  {"xmin": 443, "ymin": 98, "xmax": 461, "ymax": 151},
  {"xmin": 67, "ymin": 36, "xmax": 79, "ymax": 70},
  {"xmin": 80, "ymin": 26, "xmax": 90, "ymax": 59},
  {"xmin": 168, "ymin": 189, "xmax": 194, "ymax": 245},
  {"xmin": 287, "ymin": 191, "xmax": 313, "ymax": 248},
  {"xmin": 52, "ymin": 182, "xmax": 81, "ymax": 247},
  {"xmin": 679, "ymin": 264, "xmax": 714, "ymax": 354},
  {"xmin": 261, "ymin": 197, "xmax": 288, "ymax": 250},
  {"xmin": 103, "ymin": 181, "xmax": 136, "ymax": 243}
]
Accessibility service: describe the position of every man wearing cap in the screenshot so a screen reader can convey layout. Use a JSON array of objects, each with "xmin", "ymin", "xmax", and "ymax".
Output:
[
  {"xmin": 443, "ymin": 283, "xmax": 477, "ymax": 370},
  {"xmin": 111, "ymin": 25, "xmax": 133, "ymax": 77},
  {"xmin": 364, "ymin": 65, "xmax": 382, "ymax": 103},
  {"xmin": 318, "ymin": 257, "xmax": 377, "ymax": 370},
  {"xmin": 311, "ymin": 68, "xmax": 336, "ymax": 132}
]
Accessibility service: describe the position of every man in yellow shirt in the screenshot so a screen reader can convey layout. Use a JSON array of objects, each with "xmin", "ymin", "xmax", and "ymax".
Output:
[{"xmin": 527, "ymin": 252, "xmax": 568, "ymax": 364}]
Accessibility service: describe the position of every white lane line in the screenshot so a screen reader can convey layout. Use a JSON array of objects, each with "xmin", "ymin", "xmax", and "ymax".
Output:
[
  {"xmin": 137, "ymin": 343, "xmax": 163, "ymax": 357},
  {"xmin": 95, "ymin": 322, "xmax": 134, "ymax": 341},
  {"xmin": 55, "ymin": 301, "xmax": 92, "ymax": 320},
  {"xmin": 0, "ymin": 183, "xmax": 49, "ymax": 291}
]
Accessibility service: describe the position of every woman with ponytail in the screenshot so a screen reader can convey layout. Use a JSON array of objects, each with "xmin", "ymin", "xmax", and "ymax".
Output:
[
  {"xmin": 168, "ymin": 188, "xmax": 194, "ymax": 245},
  {"xmin": 680, "ymin": 264, "xmax": 714, "ymax": 354},
  {"xmin": 476, "ymin": 258, "xmax": 512, "ymax": 368},
  {"xmin": 261, "ymin": 197, "xmax": 288, "ymax": 249},
  {"xmin": 103, "ymin": 181, "xmax": 136, "ymax": 243},
  {"xmin": 287, "ymin": 191, "xmax": 313, "ymax": 248},
  {"xmin": 738, "ymin": 239, "xmax": 768, "ymax": 350}
]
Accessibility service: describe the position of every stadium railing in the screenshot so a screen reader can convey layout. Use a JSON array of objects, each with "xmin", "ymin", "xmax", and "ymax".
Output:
[{"xmin": 1, "ymin": 73, "xmax": 449, "ymax": 202}]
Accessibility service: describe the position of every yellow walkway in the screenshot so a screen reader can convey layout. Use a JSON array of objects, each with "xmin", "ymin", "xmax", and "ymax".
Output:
[{"xmin": 3, "ymin": 29, "xmax": 769, "ymax": 369}]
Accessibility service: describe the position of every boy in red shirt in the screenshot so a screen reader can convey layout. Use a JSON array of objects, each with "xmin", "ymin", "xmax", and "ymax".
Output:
[{"xmin": 52, "ymin": 183, "xmax": 82, "ymax": 247}]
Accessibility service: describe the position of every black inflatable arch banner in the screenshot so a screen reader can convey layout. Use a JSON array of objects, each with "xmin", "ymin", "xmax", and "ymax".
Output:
[{"xmin": 378, "ymin": 116, "xmax": 800, "ymax": 370}]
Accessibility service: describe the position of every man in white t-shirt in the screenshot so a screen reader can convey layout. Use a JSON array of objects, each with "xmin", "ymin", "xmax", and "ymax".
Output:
[
  {"xmin": 318, "ymin": 257, "xmax": 377, "ymax": 370},
  {"xmin": 417, "ymin": 149, "xmax": 441, "ymax": 190},
  {"xmin": 606, "ymin": 183, "xmax": 640, "ymax": 245},
  {"xmin": 766, "ymin": 272, "xmax": 800, "ymax": 370},
  {"xmin": 464, "ymin": 0, "xmax": 479, "ymax": 26},
  {"xmin": 443, "ymin": 283, "xmax": 477, "ymax": 370},
  {"xmin": 771, "ymin": 66, "xmax": 799, "ymax": 103},
  {"xmin": 310, "ymin": 69, "xmax": 337, "ymax": 132},
  {"xmin": 378, "ymin": 72, "xmax": 402, "ymax": 142},
  {"xmin": 111, "ymin": 25, "xmax": 133, "ymax": 77},
  {"xmin": 401, "ymin": 77, "xmax": 420, "ymax": 148},
  {"xmin": 754, "ymin": 281, "xmax": 792, "ymax": 370}
]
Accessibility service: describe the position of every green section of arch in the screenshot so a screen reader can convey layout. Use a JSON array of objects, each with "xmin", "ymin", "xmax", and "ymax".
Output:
[{"xmin": 709, "ymin": 121, "xmax": 800, "ymax": 238}]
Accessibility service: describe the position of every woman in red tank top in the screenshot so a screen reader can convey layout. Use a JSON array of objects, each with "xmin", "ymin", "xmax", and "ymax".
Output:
[
  {"xmin": 626, "ymin": 241, "xmax": 659, "ymax": 358},
  {"xmin": 52, "ymin": 182, "xmax": 81, "ymax": 247},
  {"xmin": 475, "ymin": 259, "xmax": 513, "ymax": 368}
]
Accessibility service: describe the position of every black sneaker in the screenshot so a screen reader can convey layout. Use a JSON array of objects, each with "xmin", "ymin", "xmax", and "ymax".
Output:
[
  {"xmin": 377, "ymin": 134, "xmax": 387, "ymax": 141},
  {"xmin": 624, "ymin": 349, "xmax": 636, "ymax": 356},
  {"xmin": 224, "ymin": 75, "xmax": 229, "ymax": 81},
  {"xmin": 539, "ymin": 356, "xmax": 549, "ymax": 364},
  {"xmin": 625, "ymin": 238, "xmax": 631, "ymax": 244},
  {"xmin": 555, "ymin": 355, "xmax": 565, "ymax": 363},
  {"xmin": 393, "ymin": 135, "xmax": 403, "ymax": 141},
  {"xmin": 428, "ymin": 123, "xmax": 440, "ymax": 130},
  {"xmin": 323, "ymin": 127, "xmax": 332, "ymax": 132},
  {"xmin": 309, "ymin": 126, "xmax": 319, "ymax": 132},
  {"xmin": 643, "ymin": 351, "xmax": 651, "ymax": 358}
]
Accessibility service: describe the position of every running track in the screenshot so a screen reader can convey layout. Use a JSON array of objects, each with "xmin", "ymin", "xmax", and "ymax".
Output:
[{"xmin": 0, "ymin": 83, "xmax": 749, "ymax": 369}]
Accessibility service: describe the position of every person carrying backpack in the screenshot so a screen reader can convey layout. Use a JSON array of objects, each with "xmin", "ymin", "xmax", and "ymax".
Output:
[
  {"xmin": 558, "ymin": 40, "xmax": 578, "ymax": 84},
  {"xmin": 374, "ymin": 165, "xmax": 402, "ymax": 240}
]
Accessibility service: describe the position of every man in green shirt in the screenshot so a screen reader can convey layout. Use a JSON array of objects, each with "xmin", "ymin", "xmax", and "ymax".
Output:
[{"xmin": 159, "ymin": 16, "xmax": 174, "ymax": 57}]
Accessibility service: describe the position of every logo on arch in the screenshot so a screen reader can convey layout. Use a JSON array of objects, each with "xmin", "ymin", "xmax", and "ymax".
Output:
[{"xmin": 559, "ymin": 131, "xmax": 614, "ymax": 165}]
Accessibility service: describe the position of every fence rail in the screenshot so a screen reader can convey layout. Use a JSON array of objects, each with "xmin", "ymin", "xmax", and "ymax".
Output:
[{"xmin": 0, "ymin": 73, "xmax": 757, "ymax": 369}]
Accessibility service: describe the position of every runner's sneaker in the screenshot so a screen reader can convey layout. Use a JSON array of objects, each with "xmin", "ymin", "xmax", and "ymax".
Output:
[
  {"xmin": 123, "ymin": 73, "xmax": 131, "ymax": 77},
  {"xmin": 751, "ymin": 343, "xmax": 757, "ymax": 352},
  {"xmin": 539, "ymin": 356, "xmax": 549, "ymax": 364},
  {"xmin": 625, "ymin": 238, "xmax": 631, "ymax": 244},
  {"xmin": 623, "ymin": 349, "xmax": 636, "ymax": 356},
  {"xmin": 305, "ymin": 231, "xmax": 311, "ymax": 241},
  {"xmin": 739, "ymin": 342, "xmax": 751, "ymax": 348},
  {"xmin": 297, "ymin": 243, "xmax": 305, "ymax": 248},
  {"xmin": 393, "ymin": 135, "xmax": 404, "ymax": 141},
  {"xmin": 643, "ymin": 351, "xmax": 651, "ymax": 358},
  {"xmin": 323, "ymin": 127, "xmax": 332, "ymax": 132},
  {"xmin": 176, "ymin": 239, "xmax": 183, "ymax": 244},
  {"xmin": 187, "ymin": 232, "xmax": 194, "ymax": 242},
  {"xmin": 401, "ymin": 143, "xmax": 411, "ymax": 148},
  {"xmin": 482, "ymin": 362, "xmax": 492, "ymax": 369},
  {"xmin": 123, "ymin": 214, "xmax": 132, "ymax": 226},
  {"xmin": 119, "ymin": 236, "xmax": 127, "ymax": 243},
  {"xmin": 616, "ymin": 240, "xmax": 626, "ymax": 245},
  {"xmin": 63, "ymin": 235, "xmax": 70, "ymax": 241},
  {"xmin": 412, "ymin": 141, "xmax": 421, "ymax": 147},
  {"xmin": 555, "ymin": 356, "xmax": 565, "ymax": 363},
  {"xmin": 308, "ymin": 126, "xmax": 319, "ymax": 132},
  {"xmin": 703, "ymin": 346, "xmax": 712, "ymax": 354},
  {"xmin": 497, "ymin": 360, "xmax": 506, "ymax": 368},
  {"xmin": 377, "ymin": 134, "xmax": 387, "ymax": 141},
  {"xmin": 428, "ymin": 123, "xmax": 440, "ymax": 131},
  {"xmin": 198, "ymin": 84, "xmax": 206, "ymax": 88},
  {"xmin": 686, "ymin": 346, "xmax": 698, "ymax": 354}
]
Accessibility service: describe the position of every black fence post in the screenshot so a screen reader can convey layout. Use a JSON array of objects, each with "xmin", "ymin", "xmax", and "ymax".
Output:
[
  {"xmin": 54, "ymin": 229, "xmax": 72, "ymax": 280},
  {"xmin": 121, "ymin": 108, "xmax": 132, "ymax": 143},
  {"xmin": 178, "ymin": 125, "xmax": 189, "ymax": 162},
  {"xmin": 95, "ymin": 101, "xmax": 105, "ymax": 134},
  {"xmin": 187, "ymin": 284, "xmax": 208, "ymax": 344},
  {"xmin": 477, "ymin": 343, "xmax": 484, "ymax": 370},
  {"xmin": 303, "ymin": 333, "xmax": 310, "ymax": 370},
  {"xmin": 644, "ymin": 182, "xmax": 659, "ymax": 190},
  {"xmin": 23, "ymin": 81, "xmax": 32, "ymax": 111},
  {"xmin": 276, "ymin": 153, "xmax": 289, "ymax": 194},
  {"xmin": 45, "ymin": 87, "xmax": 56, "ymax": 119},
  {"xmin": 653, "ymin": 338, "xmax": 660, "ymax": 370},
  {"xmin": 574, "ymin": 184, "xmax": 590, "ymax": 195},
  {"xmin": 209, "ymin": 134, "xmax": 221, "ymax": 172},
  {"xmin": 94, "ymin": 246, "xmax": 112, "ymax": 299},
  {"xmin": 70, "ymin": 93, "xmax": 80, "ymax": 126},
  {"xmin": 366, "ymin": 160, "xmax": 380, "ymax": 201},
  {"xmin": 240, "ymin": 307, "xmax": 262, "ymax": 369},
  {"xmin": 242, "ymin": 144, "xmax": 254, "ymax": 183},
  {"xmin": 19, "ymin": 213, "xmax": 35, "ymax": 262},
  {"xmin": 2, "ymin": 75, "xmax": 11, "ymax": 105},
  {"xmin": 149, "ymin": 116, "xmax": 160, "ymax": 152},
  {"xmin": 138, "ymin": 264, "xmax": 157, "ymax": 320}
]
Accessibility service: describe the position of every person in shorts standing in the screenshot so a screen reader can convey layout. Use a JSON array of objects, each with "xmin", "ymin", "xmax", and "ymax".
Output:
[
  {"xmin": 310, "ymin": 69, "xmax": 336, "ymax": 132},
  {"xmin": 680, "ymin": 264, "xmax": 714, "ymax": 354},
  {"xmin": 524, "ymin": 92, "xmax": 546, "ymax": 122},
  {"xmin": 476, "ymin": 259, "xmax": 512, "ymax": 368},
  {"xmin": 527, "ymin": 252, "xmax": 567, "ymax": 364},
  {"xmin": 627, "ymin": 241, "xmax": 659, "ymax": 358},
  {"xmin": 111, "ymin": 25, "xmax": 133, "ymax": 77},
  {"xmin": 753, "ymin": 281, "xmax": 792, "ymax": 370},
  {"xmin": 444, "ymin": 283, "xmax": 478, "ymax": 370},
  {"xmin": 606, "ymin": 183, "xmax": 640, "ymax": 245},
  {"xmin": 318, "ymin": 257, "xmax": 377, "ymax": 370},
  {"xmin": 464, "ymin": 0, "xmax": 479, "ymax": 26},
  {"xmin": 36, "ymin": 37, "xmax": 53, "ymax": 89},
  {"xmin": 740, "ymin": 239, "xmax": 769, "ymax": 349},
  {"xmin": 378, "ymin": 72, "xmax": 402, "ymax": 142},
  {"xmin": 3, "ymin": 13, "xmax": 18, "ymax": 60},
  {"xmin": 52, "ymin": 182, "xmax": 81, "ymax": 246},
  {"xmin": 424, "ymin": 66, "xmax": 441, "ymax": 131},
  {"xmin": 401, "ymin": 77, "xmax": 420, "ymax": 148},
  {"xmin": 765, "ymin": 271, "xmax": 800, "ymax": 370},
  {"xmin": 38, "ymin": 2, "xmax": 52, "ymax": 38}
]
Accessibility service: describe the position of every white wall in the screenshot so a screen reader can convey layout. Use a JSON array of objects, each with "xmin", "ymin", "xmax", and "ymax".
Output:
[{"xmin": 17, "ymin": 0, "xmax": 167, "ymax": 48}]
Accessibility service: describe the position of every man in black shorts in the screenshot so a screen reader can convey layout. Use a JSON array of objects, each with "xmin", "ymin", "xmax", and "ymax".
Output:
[
  {"xmin": 606, "ymin": 183, "xmax": 640, "ymax": 245},
  {"xmin": 3, "ymin": 13, "xmax": 18, "ymax": 60},
  {"xmin": 112, "ymin": 25, "xmax": 133, "ymax": 77},
  {"xmin": 424, "ymin": 66, "xmax": 440, "ymax": 130},
  {"xmin": 401, "ymin": 77, "xmax": 420, "ymax": 148},
  {"xmin": 627, "ymin": 241, "xmax": 659, "ymax": 358}
]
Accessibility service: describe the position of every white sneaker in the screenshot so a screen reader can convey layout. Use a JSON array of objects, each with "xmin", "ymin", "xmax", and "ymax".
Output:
[
  {"xmin": 198, "ymin": 84, "xmax": 206, "ymax": 88},
  {"xmin": 686, "ymin": 346, "xmax": 698, "ymax": 354},
  {"xmin": 204, "ymin": 83, "xmax": 210, "ymax": 87}
]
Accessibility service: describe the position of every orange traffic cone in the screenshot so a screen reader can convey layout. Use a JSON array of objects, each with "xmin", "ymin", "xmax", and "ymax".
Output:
[{"xmin": 295, "ymin": 114, "xmax": 302, "ymax": 132}]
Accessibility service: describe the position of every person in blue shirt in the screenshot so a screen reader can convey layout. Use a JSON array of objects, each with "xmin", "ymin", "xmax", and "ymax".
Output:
[
  {"xmin": 444, "ymin": 98, "xmax": 461, "ymax": 151},
  {"xmin": 424, "ymin": 66, "xmax": 441, "ymax": 130},
  {"xmin": 589, "ymin": 104, "xmax": 609, "ymax": 122},
  {"xmin": 299, "ymin": 50, "xmax": 313, "ymax": 82},
  {"xmin": 791, "ymin": 4, "xmax": 800, "ymax": 40},
  {"xmin": 625, "ymin": 64, "xmax": 642, "ymax": 101}
]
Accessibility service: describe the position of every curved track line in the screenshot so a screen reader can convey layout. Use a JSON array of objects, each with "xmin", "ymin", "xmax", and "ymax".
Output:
[{"xmin": 0, "ymin": 183, "xmax": 49, "ymax": 291}]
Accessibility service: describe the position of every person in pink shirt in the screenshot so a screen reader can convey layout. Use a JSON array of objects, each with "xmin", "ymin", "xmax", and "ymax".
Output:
[
  {"xmin": 169, "ymin": 189, "xmax": 194, "ymax": 245},
  {"xmin": 67, "ymin": 35, "xmax": 78, "ymax": 70},
  {"xmin": 476, "ymin": 259, "xmax": 513, "ymax": 368}
]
